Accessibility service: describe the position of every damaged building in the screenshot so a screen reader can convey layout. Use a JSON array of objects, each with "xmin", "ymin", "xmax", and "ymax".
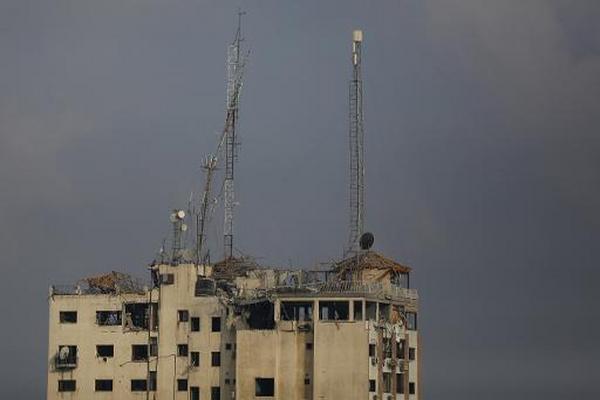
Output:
[{"xmin": 47, "ymin": 252, "xmax": 420, "ymax": 400}]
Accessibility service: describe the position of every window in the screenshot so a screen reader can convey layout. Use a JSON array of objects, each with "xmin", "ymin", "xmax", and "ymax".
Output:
[
  {"xmin": 368, "ymin": 379, "xmax": 376, "ymax": 392},
  {"xmin": 56, "ymin": 345, "xmax": 77, "ymax": 368},
  {"xmin": 131, "ymin": 345, "xmax": 148, "ymax": 361},
  {"xmin": 191, "ymin": 317, "xmax": 200, "ymax": 332},
  {"xmin": 211, "ymin": 351, "xmax": 221, "ymax": 367},
  {"xmin": 190, "ymin": 351, "xmax": 200, "ymax": 367},
  {"xmin": 405, "ymin": 311, "xmax": 417, "ymax": 330},
  {"xmin": 383, "ymin": 338, "xmax": 392, "ymax": 358},
  {"xmin": 353, "ymin": 300, "xmax": 363, "ymax": 320},
  {"xmin": 319, "ymin": 301, "xmax": 349, "ymax": 321},
  {"xmin": 379, "ymin": 303, "xmax": 390, "ymax": 321},
  {"xmin": 211, "ymin": 386, "xmax": 221, "ymax": 400},
  {"xmin": 59, "ymin": 311, "xmax": 77, "ymax": 323},
  {"xmin": 96, "ymin": 310, "xmax": 121, "ymax": 326},
  {"xmin": 190, "ymin": 386, "xmax": 200, "ymax": 400},
  {"xmin": 369, "ymin": 343, "xmax": 376, "ymax": 357},
  {"xmin": 177, "ymin": 379, "xmax": 188, "ymax": 391},
  {"xmin": 211, "ymin": 317, "xmax": 221, "ymax": 332},
  {"xmin": 160, "ymin": 273, "xmax": 174, "ymax": 285},
  {"xmin": 131, "ymin": 379, "xmax": 146, "ymax": 391},
  {"xmin": 96, "ymin": 345, "xmax": 114, "ymax": 358},
  {"xmin": 280, "ymin": 301, "xmax": 313, "ymax": 321},
  {"xmin": 178, "ymin": 310, "xmax": 189, "ymax": 322},
  {"xmin": 398, "ymin": 340, "xmax": 406, "ymax": 359},
  {"xmin": 149, "ymin": 337, "xmax": 158, "ymax": 356},
  {"xmin": 58, "ymin": 380, "xmax": 76, "ymax": 392},
  {"xmin": 177, "ymin": 344, "xmax": 188, "ymax": 357},
  {"xmin": 396, "ymin": 374, "xmax": 404, "ymax": 394},
  {"xmin": 391, "ymin": 272, "xmax": 409, "ymax": 288},
  {"xmin": 95, "ymin": 379, "xmax": 113, "ymax": 392},
  {"xmin": 409, "ymin": 382, "xmax": 415, "ymax": 395},
  {"xmin": 306, "ymin": 342, "xmax": 313, "ymax": 350},
  {"xmin": 124, "ymin": 303, "xmax": 158, "ymax": 331},
  {"xmin": 382, "ymin": 373, "xmax": 392, "ymax": 393},
  {"xmin": 225, "ymin": 343, "xmax": 232, "ymax": 350},
  {"xmin": 304, "ymin": 377, "xmax": 310, "ymax": 385},
  {"xmin": 225, "ymin": 378, "xmax": 230, "ymax": 385},
  {"xmin": 409, "ymin": 347, "xmax": 416, "ymax": 361},
  {"xmin": 366, "ymin": 301, "xmax": 377, "ymax": 320},
  {"xmin": 255, "ymin": 378, "xmax": 274, "ymax": 396}
]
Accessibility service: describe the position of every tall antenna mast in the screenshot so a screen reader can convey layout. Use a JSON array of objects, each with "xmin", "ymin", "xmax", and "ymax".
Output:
[
  {"xmin": 347, "ymin": 30, "xmax": 365, "ymax": 257},
  {"xmin": 223, "ymin": 11, "xmax": 246, "ymax": 260}
]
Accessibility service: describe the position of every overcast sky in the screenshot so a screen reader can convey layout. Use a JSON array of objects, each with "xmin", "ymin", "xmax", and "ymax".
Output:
[{"xmin": 1, "ymin": 1, "xmax": 599, "ymax": 398}]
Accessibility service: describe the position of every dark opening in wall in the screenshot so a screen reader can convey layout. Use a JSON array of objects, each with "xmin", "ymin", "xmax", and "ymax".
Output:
[
  {"xmin": 95, "ymin": 379, "xmax": 113, "ymax": 392},
  {"xmin": 131, "ymin": 379, "xmax": 146, "ymax": 391},
  {"xmin": 55, "ymin": 345, "xmax": 77, "ymax": 369},
  {"xmin": 241, "ymin": 300, "xmax": 275, "ymax": 329},
  {"xmin": 191, "ymin": 317, "xmax": 200, "ymax": 332},
  {"xmin": 280, "ymin": 301, "xmax": 313, "ymax": 321},
  {"xmin": 383, "ymin": 372, "xmax": 392, "ymax": 393},
  {"xmin": 255, "ymin": 378, "xmax": 274, "ymax": 396},
  {"xmin": 149, "ymin": 337, "xmax": 158, "ymax": 356},
  {"xmin": 319, "ymin": 301, "xmax": 349, "ymax": 321},
  {"xmin": 369, "ymin": 379, "xmax": 376, "ymax": 392},
  {"xmin": 397, "ymin": 340, "xmax": 406, "ymax": 359},
  {"xmin": 190, "ymin": 386, "xmax": 200, "ymax": 400},
  {"xmin": 211, "ymin": 351, "xmax": 221, "ymax": 366},
  {"xmin": 177, "ymin": 379, "xmax": 188, "ymax": 391},
  {"xmin": 96, "ymin": 345, "xmax": 114, "ymax": 358},
  {"xmin": 409, "ymin": 382, "xmax": 415, "ymax": 394},
  {"xmin": 178, "ymin": 310, "xmax": 189, "ymax": 322},
  {"xmin": 59, "ymin": 311, "xmax": 77, "ymax": 323},
  {"xmin": 353, "ymin": 300, "xmax": 363, "ymax": 320},
  {"xmin": 379, "ymin": 302, "xmax": 390, "ymax": 322},
  {"xmin": 405, "ymin": 312, "xmax": 417, "ymax": 330},
  {"xmin": 160, "ymin": 273, "xmax": 174, "ymax": 285},
  {"xmin": 369, "ymin": 343, "xmax": 376, "ymax": 358},
  {"xmin": 177, "ymin": 344, "xmax": 188, "ymax": 357},
  {"xmin": 96, "ymin": 310, "xmax": 122, "ymax": 326},
  {"xmin": 366, "ymin": 301, "xmax": 377, "ymax": 320},
  {"xmin": 190, "ymin": 352, "xmax": 200, "ymax": 367},
  {"xmin": 211, "ymin": 386, "xmax": 221, "ymax": 400},
  {"xmin": 131, "ymin": 345, "xmax": 148, "ymax": 361},
  {"xmin": 211, "ymin": 317, "xmax": 221, "ymax": 332},
  {"xmin": 124, "ymin": 303, "xmax": 158, "ymax": 331},
  {"xmin": 396, "ymin": 374, "xmax": 404, "ymax": 394},
  {"xmin": 58, "ymin": 380, "xmax": 76, "ymax": 392},
  {"xmin": 409, "ymin": 347, "xmax": 416, "ymax": 360}
]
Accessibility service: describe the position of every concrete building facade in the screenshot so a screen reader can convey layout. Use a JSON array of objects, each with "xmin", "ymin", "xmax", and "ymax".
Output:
[{"xmin": 47, "ymin": 252, "xmax": 420, "ymax": 400}]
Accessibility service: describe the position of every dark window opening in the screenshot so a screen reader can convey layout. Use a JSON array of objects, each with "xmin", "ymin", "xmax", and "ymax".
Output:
[
  {"xmin": 55, "ymin": 345, "xmax": 77, "ymax": 368},
  {"xmin": 211, "ymin": 351, "xmax": 221, "ymax": 367},
  {"xmin": 383, "ymin": 373, "xmax": 392, "ymax": 393},
  {"xmin": 131, "ymin": 379, "xmax": 146, "ymax": 391},
  {"xmin": 190, "ymin": 386, "xmax": 200, "ymax": 400},
  {"xmin": 396, "ymin": 374, "xmax": 404, "ymax": 394},
  {"xmin": 306, "ymin": 342, "xmax": 313, "ymax": 350},
  {"xmin": 225, "ymin": 343, "xmax": 232, "ymax": 350},
  {"xmin": 149, "ymin": 337, "xmax": 158, "ymax": 356},
  {"xmin": 178, "ymin": 310, "xmax": 189, "ymax": 322},
  {"xmin": 379, "ymin": 303, "xmax": 390, "ymax": 322},
  {"xmin": 255, "ymin": 378, "xmax": 275, "ymax": 396},
  {"xmin": 191, "ymin": 317, "xmax": 200, "ymax": 332},
  {"xmin": 96, "ymin": 345, "xmax": 114, "ymax": 358},
  {"xmin": 405, "ymin": 311, "xmax": 417, "ymax": 330},
  {"xmin": 177, "ymin": 379, "xmax": 188, "ymax": 391},
  {"xmin": 391, "ymin": 272, "xmax": 409, "ymax": 288},
  {"xmin": 369, "ymin": 343, "xmax": 376, "ymax": 358},
  {"xmin": 59, "ymin": 311, "xmax": 77, "ymax": 323},
  {"xmin": 95, "ymin": 379, "xmax": 113, "ymax": 392},
  {"xmin": 353, "ymin": 300, "xmax": 363, "ymax": 320},
  {"xmin": 409, "ymin": 382, "xmax": 415, "ymax": 394},
  {"xmin": 366, "ymin": 301, "xmax": 377, "ymax": 320},
  {"xmin": 304, "ymin": 377, "xmax": 310, "ymax": 385},
  {"xmin": 58, "ymin": 380, "xmax": 76, "ymax": 392},
  {"xmin": 211, "ymin": 316, "xmax": 221, "ymax": 332},
  {"xmin": 124, "ymin": 303, "xmax": 158, "ymax": 331},
  {"xmin": 280, "ymin": 301, "xmax": 313, "ymax": 321},
  {"xmin": 190, "ymin": 352, "xmax": 200, "ymax": 367},
  {"xmin": 96, "ymin": 310, "xmax": 122, "ymax": 326},
  {"xmin": 211, "ymin": 386, "xmax": 221, "ymax": 400},
  {"xmin": 397, "ymin": 340, "xmax": 406, "ymax": 359},
  {"xmin": 409, "ymin": 347, "xmax": 416, "ymax": 361},
  {"xmin": 369, "ymin": 379, "xmax": 376, "ymax": 392},
  {"xmin": 131, "ymin": 345, "xmax": 148, "ymax": 361},
  {"xmin": 177, "ymin": 344, "xmax": 188, "ymax": 357},
  {"xmin": 225, "ymin": 378, "xmax": 231, "ymax": 384},
  {"xmin": 160, "ymin": 273, "xmax": 174, "ymax": 285},
  {"xmin": 240, "ymin": 300, "xmax": 275, "ymax": 329},
  {"xmin": 383, "ymin": 338, "xmax": 392, "ymax": 359},
  {"xmin": 319, "ymin": 301, "xmax": 349, "ymax": 321}
]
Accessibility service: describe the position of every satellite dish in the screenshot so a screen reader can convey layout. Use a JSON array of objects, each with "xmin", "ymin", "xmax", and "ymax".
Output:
[
  {"xmin": 59, "ymin": 346, "xmax": 70, "ymax": 360},
  {"xmin": 169, "ymin": 213, "xmax": 177, "ymax": 223},
  {"xmin": 177, "ymin": 210, "xmax": 186, "ymax": 219},
  {"xmin": 359, "ymin": 232, "xmax": 374, "ymax": 250},
  {"xmin": 181, "ymin": 224, "xmax": 188, "ymax": 232}
]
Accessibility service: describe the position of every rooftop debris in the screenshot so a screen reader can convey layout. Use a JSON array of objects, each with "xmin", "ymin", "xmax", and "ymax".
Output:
[
  {"xmin": 334, "ymin": 251, "xmax": 411, "ymax": 275},
  {"xmin": 79, "ymin": 271, "xmax": 145, "ymax": 294}
]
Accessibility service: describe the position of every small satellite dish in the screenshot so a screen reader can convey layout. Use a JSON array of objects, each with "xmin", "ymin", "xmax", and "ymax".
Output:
[
  {"xmin": 169, "ymin": 213, "xmax": 177, "ymax": 223},
  {"xmin": 359, "ymin": 232, "xmax": 374, "ymax": 250},
  {"xmin": 177, "ymin": 210, "xmax": 186, "ymax": 219},
  {"xmin": 181, "ymin": 224, "xmax": 188, "ymax": 232}
]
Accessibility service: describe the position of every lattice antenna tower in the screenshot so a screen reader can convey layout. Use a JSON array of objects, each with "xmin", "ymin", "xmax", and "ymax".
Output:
[
  {"xmin": 346, "ymin": 30, "xmax": 365, "ymax": 257},
  {"xmin": 223, "ymin": 11, "xmax": 246, "ymax": 260}
]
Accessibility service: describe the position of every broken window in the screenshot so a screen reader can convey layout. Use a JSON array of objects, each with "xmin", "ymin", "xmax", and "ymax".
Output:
[
  {"xmin": 396, "ymin": 374, "xmax": 404, "ymax": 394},
  {"xmin": 191, "ymin": 317, "xmax": 200, "ymax": 332},
  {"xmin": 178, "ymin": 310, "xmax": 189, "ymax": 322},
  {"xmin": 96, "ymin": 310, "xmax": 122, "ymax": 326},
  {"xmin": 131, "ymin": 345, "xmax": 148, "ymax": 361},
  {"xmin": 124, "ymin": 303, "xmax": 158, "ymax": 331},
  {"xmin": 190, "ymin": 386, "xmax": 200, "ymax": 400},
  {"xmin": 366, "ymin": 301, "xmax": 377, "ymax": 320},
  {"xmin": 160, "ymin": 273, "xmax": 174, "ymax": 285},
  {"xmin": 405, "ymin": 311, "xmax": 417, "ymax": 330},
  {"xmin": 96, "ymin": 345, "xmax": 114, "ymax": 358},
  {"xmin": 211, "ymin": 386, "xmax": 221, "ymax": 400},
  {"xmin": 212, "ymin": 316, "xmax": 221, "ymax": 332},
  {"xmin": 131, "ymin": 379, "xmax": 146, "ymax": 391},
  {"xmin": 391, "ymin": 272, "xmax": 409, "ymax": 288},
  {"xmin": 177, "ymin": 379, "xmax": 187, "ymax": 391},
  {"xmin": 409, "ymin": 347, "xmax": 416, "ymax": 361},
  {"xmin": 280, "ymin": 301, "xmax": 313, "ymax": 321},
  {"xmin": 177, "ymin": 344, "xmax": 188, "ymax": 357},
  {"xmin": 211, "ymin": 351, "xmax": 221, "ymax": 367},
  {"xmin": 383, "ymin": 373, "xmax": 392, "ymax": 393},
  {"xmin": 255, "ymin": 378, "xmax": 275, "ymax": 396},
  {"xmin": 319, "ymin": 301, "xmax": 349, "ymax": 321},
  {"xmin": 353, "ymin": 300, "xmax": 363, "ymax": 320},
  {"xmin": 240, "ymin": 300, "xmax": 275, "ymax": 329},
  {"xmin": 95, "ymin": 379, "xmax": 113, "ymax": 392},
  {"xmin": 190, "ymin": 352, "xmax": 200, "ymax": 367},
  {"xmin": 379, "ymin": 302, "xmax": 390, "ymax": 322},
  {"xmin": 368, "ymin": 379, "xmax": 376, "ymax": 392},
  {"xmin": 56, "ymin": 345, "xmax": 77, "ymax": 368},
  {"xmin": 59, "ymin": 311, "xmax": 77, "ymax": 323},
  {"xmin": 58, "ymin": 380, "xmax": 76, "ymax": 392}
]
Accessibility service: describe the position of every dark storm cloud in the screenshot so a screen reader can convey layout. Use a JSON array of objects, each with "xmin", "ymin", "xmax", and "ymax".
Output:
[{"xmin": 1, "ymin": 1, "xmax": 599, "ymax": 398}]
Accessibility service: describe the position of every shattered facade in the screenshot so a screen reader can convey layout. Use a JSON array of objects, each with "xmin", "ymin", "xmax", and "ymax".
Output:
[{"xmin": 47, "ymin": 252, "xmax": 420, "ymax": 399}]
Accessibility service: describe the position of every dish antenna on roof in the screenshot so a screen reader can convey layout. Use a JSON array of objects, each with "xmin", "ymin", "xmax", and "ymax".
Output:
[{"xmin": 359, "ymin": 232, "xmax": 374, "ymax": 250}]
